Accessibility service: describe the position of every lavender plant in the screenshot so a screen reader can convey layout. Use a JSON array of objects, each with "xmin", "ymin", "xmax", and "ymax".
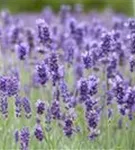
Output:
[{"xmin": 0, "ymin": 5, "xmax": 135, "ymax": 150}]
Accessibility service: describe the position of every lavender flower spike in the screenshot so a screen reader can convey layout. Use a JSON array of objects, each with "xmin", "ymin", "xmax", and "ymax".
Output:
[
  {"xmin": 20, "ymin": 127, "xmax": 30, "ymax": 150},
  {"xmin": 35, "ymin": 99, "xmax": 45, "ymax": 115},
  {"xmin": 22, "ymin": 97, "xmax": 32, "ymax": 118},
  {"xmin": 34, "ymin": 123, "xmax": 44, "ymax": 141}
]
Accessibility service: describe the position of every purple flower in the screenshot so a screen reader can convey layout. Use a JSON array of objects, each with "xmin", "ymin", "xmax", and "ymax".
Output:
[
  {"xmin": 0, "ymin": 76, "xmax": 19, "ymax": 97},
  {"xmin": 35, "ymin": 61, "xmax": 49, "ymax": 85},
  {"xmin": 85, "ymin": 98, "xmax": 98, "ymax": 112},
  {"xmin": 50, "ymin": 100, "xmax": 61, "ymax": 119},
  {"xmin": 100, "ymin": 32, "xmax": 112, "ymax": 55},
  {"xmin": 63, "ymin": 39, "xmax": 76, "ymax": 64},
  {"xmin": 85, "ymin": 109, "xmax": 100, "ymax": 132},
  {"xmin": 73, "ymin": 26, "xmax": 84, "ymax": 45},
  {"xmin": 59, "ymin": 79, "xmax": 71, "ymax": 103},
  {"xmin": 68, "ymin": 18, "xmax": 77, "ymax": 35},
  {"xmin": 89, "ymin": 130, "xmax": 100, "ymax": 140},
  {"xmin": 34, "ymin": 124, "xmax": 44, "ymax": 141},
  {"xmin": 25, "ymin": 28, "xmax": 35, "ymax": 51},
  {"xmin": 8, "ymin": 25, "xmax": 21, "ymax": 45},
  {"xmin": 0, "ymin": 76, "xmax": 7, "ymax": 93},
  {"xmin": 1, "ymin": 10, "xmax": 12, "ymax": 26},
  {"xmin": 49, "ymin": 52, "xmax": 60, "ymax": 86},
  {"xmin": 63, "ymin": 118, "xmax": 73, "ymax": 137},
  {"xmin": 15, "ymin": 95, "xmax": 22, "ymax": 117},
  {"xmin": 0, "ymin": 95, "xmax": 8, "ymax": 118},
  {"xmin": 111, "ymin": 75, "xmax": 128, "ymax": 105},
  {"xmin": 106, "ymin": 91, "xmax": 114, "ymax": 105},
  {"xmin": 127, "ymin": 18, "xmax": 135, "ymax": 31},
  {"xmin": 36, "ymin": 19, "xmax": 51, "ymax": 45},
  {"xmin": 16, "ymin": 42, "xmax": 29, "ymax": 60},
  {"xmin": 35, "ymin": 99, "xmax": 45, "ymax": 115},
  {"xmin": 20, "ymin": 127, "xmax": 30, "ymax": 150},
  {"xmin": 74, "ymin": 63, "xmax": 83, "ymax": 81},
  {"xmin": 22, "ymin": 97, "xmax": 31, "ymax": 118},
  {"xmin": 130, "ymin": 33, "xmax": 135, "ymax": 54},
  {"xmin": 45, "ymin": 108, "xmax": 52, "ymax": 132},
  {"xmin": 129, "ymin": 56, "xmax": 135, "ymax": 72},
  {"xmin": 106, "ymin": 55, "xmax": 118, "ymax": 78},
  {"xmin": 88, "ymin": 75, "xmax": 99, "ymax": 96},
  {"xmin": 14, "ymin": 130, "xmax": 19, "ymax": 143},
  {"xmin": 77, "ymin": 78, "xmax": 89, "ymax": 103},
  {"xmin": 6, "ymin": 76, "xmax": 19, "ymax": 97},
  {"xmin": 124, "ymin": 87, "xmax": 135, "ymax": 116},
  {"xmin": 82, "ymin": 51, "xmax": 93, "ymax": 69}
]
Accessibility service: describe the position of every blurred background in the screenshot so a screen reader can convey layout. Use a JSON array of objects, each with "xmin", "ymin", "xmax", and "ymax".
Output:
[{"xmin": 0, "ymin": 0, "xmax": 133, "ymax": 16}]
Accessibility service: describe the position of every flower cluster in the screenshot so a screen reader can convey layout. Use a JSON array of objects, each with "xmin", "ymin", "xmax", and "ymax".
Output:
[{"xmin": 1, "ymin": 5, "xmax": 135, "ymax": 150}]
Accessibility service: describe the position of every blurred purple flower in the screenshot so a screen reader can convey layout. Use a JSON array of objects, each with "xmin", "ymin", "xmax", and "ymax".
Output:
[
  {"xmin": 35, "ymin": 99, "xmax": 45, "ymax": 115},
  {"xmin": 20, "ymin": 127, "xmax": 30, "ymax": 150},
  {"xmin": 22, "ymin": 97, "xmax": 31, "ymax": 118}
]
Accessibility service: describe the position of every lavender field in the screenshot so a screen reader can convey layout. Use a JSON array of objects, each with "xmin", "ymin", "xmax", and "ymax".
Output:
[{"xmin": 0, "ymin": 5, "xmax": 135, "ymax": 150}]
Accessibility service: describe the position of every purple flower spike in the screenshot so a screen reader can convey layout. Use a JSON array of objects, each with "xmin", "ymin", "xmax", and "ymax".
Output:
[
  {"xmin": 50, "ymin": 100, "xmax": 61, "ymax": 119},
  {"xmin": 26, "ymin": 28, "xmax": 35, "ymax": 51},
  {"xmin": 0, "ymin": 76, "xmax": 19, "ymax": 97},
  {"xmin": 49, "ymin": 52, "xmax": 60, "ymax": 86},
  {"xmin": 77, "ymin": 78, "xmax": 89, "ymax": 103},
  {"xmin": 63, "ymin": 118, "xmax": 73, "ymax": 137},
  {"xmin": 129, "ymin": 56, "xmax": 135, "ymax": 72},
  {"xmin": 36, "ymin": 61, "xmax": 49, "ymax": 85},
  {"xmin": 14, "ymin": 130, "xmax": 19, "ymax": 143},
  {"xmin": 0, "ymin": 76, "xmax": 7, "ymax": 93},
  {"xmin": 35, "ymin": 99, "xmax": 45, "ymax": 115},
  {"xmin": 34, "ymin": 124, "xmax": 44, "ymax": 141},
  {"xmin": 22, "ymin": 97, "xmax": 31, "ymax": 118},
  {"xmin": 88, "ymin": 75, "xmax": 99, "ymax": 96},
  {"xmin": 15, "ymin": 95, "xmax": 22, "ymax": 117},
  {"xmin": 0, "ymin": 95, "xmax": 8, "ymax": 118},
  {"xmin": 36, "ymin": 19, "xmax": 51, "ymax": 45},
  {"xmin": 89, "ymin": 130, "xmax": 100, "ymax": 140},
  {"xmin": 6, "ymin": 76, "xmax": 19, "ymax": 97},
  {"xmin": 82, "ymin": 51, "xmax": 93, "ymax": 69},
  {"xmin": 59, "ymin": 79, "xmax": 71, "ymax": 103},
  {"xmin": 16, "ymin": 42, "xmax": 29, "ymax": 60},
  {"xmin": 20, "ymin": 127, "xmax": 30, "ymax": 150}
]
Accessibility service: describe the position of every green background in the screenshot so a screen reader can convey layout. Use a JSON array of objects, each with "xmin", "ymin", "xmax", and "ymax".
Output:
[{"xmin": 0, "ymin": 0, "xmax": 133, "ymax": 15}]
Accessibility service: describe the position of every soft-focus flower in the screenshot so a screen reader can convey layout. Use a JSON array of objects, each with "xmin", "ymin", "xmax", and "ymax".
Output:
[
  {"xmin": 22, "ymin": 97, "xmax": 31, "ymax": 118},
  {"xmin": 129, "ymin": 56, "xmax": 135, "ymax": 72},
  {"xmin": 63, "ymin": 118, "xmax": 73, "ymax": 137},
  {"xmin": 15, "ymin": 95, "xmax": 22, "ymax": 117},
  {"xmin": 88, "ymin": 75, "xmax": 99, "ymax": 96},
  {"xmin": 77, "ymin": 77, "xmax": 89, "ymax": 103},
  {"xmin": 20, "ymin": 127, "xmax": 30, "ymax": 150},
  {"xmin": 59, "ymin": 79, "xmax": 71, "ymax": 103},
  {"xmin": 49, "ymin": 52, "xmax": 60, "ymax": 86},
  {"xmin": 35, "ymin": 61, "xmax": 49, "ymax": 85},
  {"xmin": 0, "ymin": 94, "xmax": 8, "ymax": 118},
  {"xmin": 50, "ymin": 100, "xmax": 61, "ymax": 119},
  {"xmin": 34, "ymin": 123, "xmax": 44, "ymax": 141},
  {"xmin": 36, "ymin": 19, "xmax": 51, "ymax": 45},
  {"xmin": 82, "ymin": 51, "xmax": 94, "ymax": 69},
  {"xmin": 16, "ymin": 42, "xmax": 29, "ymax": 60},
  {"xmin": 0, "ymin": 76, "xmax": 19, "ymax": 97},
  {"xmin": 35, "ymin": 99, "xmax": 45, "ymax": 115}
]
